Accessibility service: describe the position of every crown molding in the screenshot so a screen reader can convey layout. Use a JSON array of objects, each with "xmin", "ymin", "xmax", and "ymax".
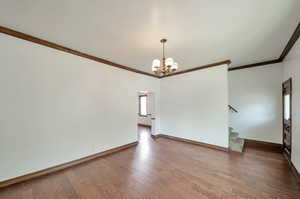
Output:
[
  {"xmin": 228, "ymin": 59, "xmax": 281, "ymax": 71},
  {"xmin": 160, "ymin": 60, "xmax": 231, "ymax": 78},
  {"xmin": 0, "ymin": 26, "xmax": 159, "ymax": 78},
  {"xmin": 229, "ymin": 22, "xmax": 300, "ymax": 71},
  {"xmin": 2, "ymin": 22, "xmax": 300, "ymax": 76},
  {"xmin": 0, "ymin": 26, "xmax": 231, "ymax": 79},
  {"xmin": 279, "ymin": 22, "xmax": 300, "ymax": 62}
]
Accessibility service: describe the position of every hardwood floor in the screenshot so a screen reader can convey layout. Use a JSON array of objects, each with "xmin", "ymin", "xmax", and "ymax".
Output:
[{"xmin": 1, "ymin": 126, "xmax": 299, "ymax": 199}]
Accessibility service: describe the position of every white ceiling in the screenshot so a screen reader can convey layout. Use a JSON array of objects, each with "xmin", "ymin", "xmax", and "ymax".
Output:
[{"xmin": 1, "ymin": 0, "xmax": 300, "ymax": 73}]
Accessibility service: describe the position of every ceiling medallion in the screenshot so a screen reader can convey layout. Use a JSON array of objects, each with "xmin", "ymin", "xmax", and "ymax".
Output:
[{"xmin": 152, "ymin": 39, "xmax": 178, "ymax": 75}]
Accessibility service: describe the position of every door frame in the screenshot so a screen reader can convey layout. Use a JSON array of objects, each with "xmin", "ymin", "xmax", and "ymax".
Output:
[
  {"xmin": 282, "ymin": 78, "xmax": 292, "ymax": 160},
  {"xmin": 137, "ymin": 91, "xmax": 156, "ymax": 136}
]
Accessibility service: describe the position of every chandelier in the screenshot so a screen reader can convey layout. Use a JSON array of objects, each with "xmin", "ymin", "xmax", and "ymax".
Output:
[{"xmin": 152, "ymin": 39, "xmax": 178, "ymax": 75}]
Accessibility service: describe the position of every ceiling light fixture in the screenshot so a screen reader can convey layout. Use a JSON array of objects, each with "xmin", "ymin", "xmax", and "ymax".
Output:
[{"xmin": 152, "ymin": 39, "xmax": 178, "ymax": 75}]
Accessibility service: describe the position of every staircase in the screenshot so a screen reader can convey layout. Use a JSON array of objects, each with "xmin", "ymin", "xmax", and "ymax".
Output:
[{"xmin": 229, "ymin": 127, "xmax": 245, "ymax": 152}]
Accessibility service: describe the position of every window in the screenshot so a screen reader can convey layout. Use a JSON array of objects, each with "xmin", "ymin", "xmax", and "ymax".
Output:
[
  {"xmin": 139, "ymin": 95, "xmax": 147, "ymax": 116},
  {"xmin": 284, "ymin": 94, "xmax": 290, "ymax": 120}
]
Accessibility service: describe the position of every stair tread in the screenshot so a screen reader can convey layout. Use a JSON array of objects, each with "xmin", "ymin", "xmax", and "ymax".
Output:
[
  {"xmin": 229, "ymin": 137, "xmax": 245, "ymax": 153},
  {"xmin": 236, "ymin": 137, "xmax": 244, "ymax": 143},
  {"xmin": 229, "ymin": 132, "xmax": 239, "ymax": 140}
]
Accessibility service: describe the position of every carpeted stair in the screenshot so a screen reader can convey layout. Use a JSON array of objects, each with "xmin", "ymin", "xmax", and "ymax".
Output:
[{"xmin": 229, "ymin": 128, "xmax": 244, "ymax": 152}]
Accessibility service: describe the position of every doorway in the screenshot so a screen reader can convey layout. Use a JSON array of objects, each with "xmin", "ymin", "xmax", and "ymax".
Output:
[
  {"xmin": 282, "ymin": 78, "xmax": 292, "ymax": 160},
  {"xmin": 137, "ymin": 91, "xmax": 155, "ymax": 141}
]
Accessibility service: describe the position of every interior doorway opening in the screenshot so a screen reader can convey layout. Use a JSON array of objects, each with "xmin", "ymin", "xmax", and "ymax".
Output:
[
  {"xmin": 137, "ymin": 91, "xmax": 155, "ymax": 142},
  {"xmin": 282, "ymin": 78, "xmax": 292, "ymax": 160}
]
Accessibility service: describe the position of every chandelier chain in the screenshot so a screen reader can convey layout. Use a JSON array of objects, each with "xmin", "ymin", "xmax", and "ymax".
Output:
[{"xmin": 163, "ymin": 41, "xmax": 165, "ymax": 59}]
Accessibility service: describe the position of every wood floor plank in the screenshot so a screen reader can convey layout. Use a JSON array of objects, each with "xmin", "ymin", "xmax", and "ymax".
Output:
[{"xmin": 0, "ymin": 126, "xmax": 299, "ymax": 198}]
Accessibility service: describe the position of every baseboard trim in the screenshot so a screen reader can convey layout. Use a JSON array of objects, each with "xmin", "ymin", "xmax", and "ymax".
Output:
[
  {"xmin": 138, "ymin": 124, "xmax": 151, "ymax": 128},
  {"xmin": 289, "ymin": 160, "xmax": 300, "ymax": 184},
  {"xmin": 284, "ymin": 153, "xmax": 300, "ymax": 184},
  {"xmin": 245, "ymin": 139, "xmax": 282, "ymax": 148},
  {"xmin": 0, "ymin": 141, "xmax": 138, "ymax": 188},
  {"xmin": 154, "ymin": 134, "xmax": 228, "ymax": 152}
]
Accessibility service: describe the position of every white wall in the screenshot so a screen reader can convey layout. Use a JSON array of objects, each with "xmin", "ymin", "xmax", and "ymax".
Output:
[
  {"xmin": 0, "ymin": 33, "xmax": 160, "ymax": 181},
  {"xmin": 283, "ymin": 39, "xmax": 300, "ymax": 172},
  {"xmin": 228, "ymin": 63, "xmax": 283, "ymax": 143},
  {"xmin": 160, "ymin": 65, "xmax": 229, "ymax": 148}
]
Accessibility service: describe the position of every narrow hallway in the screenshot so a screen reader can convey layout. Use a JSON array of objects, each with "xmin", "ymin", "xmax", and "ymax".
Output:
[{"xmin": 138, "ymin": 125, "xmax": 152, "ymax": 144}]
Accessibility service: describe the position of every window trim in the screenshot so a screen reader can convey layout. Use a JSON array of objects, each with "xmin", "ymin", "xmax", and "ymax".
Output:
[{"xmin": 139, "ymin": 95, "xmax": 147, "ymax": 117}]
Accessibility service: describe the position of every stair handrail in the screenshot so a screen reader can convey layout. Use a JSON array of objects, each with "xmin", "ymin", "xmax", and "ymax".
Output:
[{"xmin": 228, "ymin": 105, "xmax": 238, "ymax": 113}]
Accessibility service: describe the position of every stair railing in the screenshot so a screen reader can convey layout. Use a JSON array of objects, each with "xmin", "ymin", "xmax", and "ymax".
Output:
[{"xmin": 228, "ymin": 105, "xmax": 238, "ymax": 113}]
